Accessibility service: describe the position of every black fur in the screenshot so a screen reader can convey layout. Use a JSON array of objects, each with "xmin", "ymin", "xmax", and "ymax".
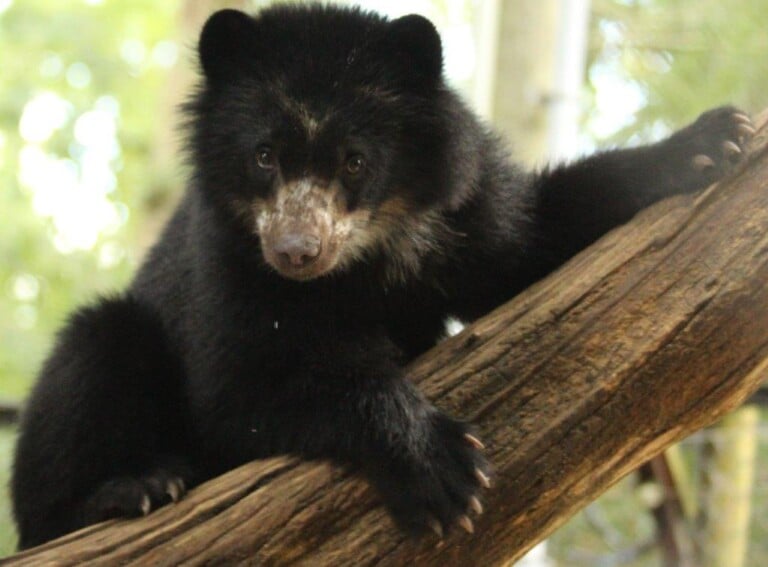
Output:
[{"xmin": 11, "ymin": 4, "xmax": 752, "ymax": 549}]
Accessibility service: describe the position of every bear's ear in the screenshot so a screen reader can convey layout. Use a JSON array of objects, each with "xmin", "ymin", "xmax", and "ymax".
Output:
[
  {"xmin": 198, "ymin": 9, "xmax": 258, "ymax": 84},
  {"xmin": 386, "ymin": 14, "xmax": 443, "ymax": 89}
]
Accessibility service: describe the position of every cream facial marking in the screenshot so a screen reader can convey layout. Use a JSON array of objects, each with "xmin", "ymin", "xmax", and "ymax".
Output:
[
  {"xmin": 244, "ymin": 175, "xmax": 460, "ymax": 283},
  {"xmin": 245, "ymin": 180, "xmax": 462, "ymax": 284},
  {"xmin": 252, "ymin": 178, "xmax": 356, "ymax": 280},
  {"xmin": 274, "ymin": 90, "xmax": 326, "ymax": 140},
  {"xmin": 336, "ymin": 197, "xmax": 460, "ymax": 286}
]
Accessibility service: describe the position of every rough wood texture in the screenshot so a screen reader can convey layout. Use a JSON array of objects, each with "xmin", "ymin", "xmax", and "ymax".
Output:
[{"xmin": 6, "ymin": 114, "xmax": 768, "ymax": 566}]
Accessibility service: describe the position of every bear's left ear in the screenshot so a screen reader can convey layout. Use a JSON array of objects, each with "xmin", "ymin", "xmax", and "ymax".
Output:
[
  {"xmin": 386, "ymin": 14, "xmax": 443, "ymax": 89},
  {"xmin": 198, "ymin": 9, "xmax": 259, "ymax": 84}
]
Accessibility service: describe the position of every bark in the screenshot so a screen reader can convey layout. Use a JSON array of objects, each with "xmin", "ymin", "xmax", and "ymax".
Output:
[{"xmin": 6, "ymin": 114, "xmax": 768, "ymax": 566}]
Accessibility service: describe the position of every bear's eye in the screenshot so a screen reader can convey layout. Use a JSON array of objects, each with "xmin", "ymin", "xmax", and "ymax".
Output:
[
  {"xmin": 345, "ymin": 154, "xmax": 366, "ymax": 176},
  {"xmin": 255, "ymin": 146, "xmax": 277, "ymax": 170}
]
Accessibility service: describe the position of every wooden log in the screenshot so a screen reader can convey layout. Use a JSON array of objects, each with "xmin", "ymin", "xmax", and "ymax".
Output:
[{"xmin": 5, "ymin": 113, "xmax": 768, "ymax": 565}]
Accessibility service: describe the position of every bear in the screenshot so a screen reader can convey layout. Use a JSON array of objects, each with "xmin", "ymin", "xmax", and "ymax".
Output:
[{"xmin": 11, "ymin": 3, "xmax": 755, "ymax": 550}]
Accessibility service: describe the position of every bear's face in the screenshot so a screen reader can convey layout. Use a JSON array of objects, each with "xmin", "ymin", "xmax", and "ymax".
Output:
[
  {"xmin": 226, "ymin": 83, "xmax": 415, "ymax": 282},
  {"xmin": 189, "ymin": 6, "xmax": 461, "ymax": 283}
]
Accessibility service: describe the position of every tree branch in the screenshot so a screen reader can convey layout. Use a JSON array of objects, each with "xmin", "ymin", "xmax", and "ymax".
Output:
[{"xmin": 7, "ymin": 113, "xmax": 768, "ymax": 566}]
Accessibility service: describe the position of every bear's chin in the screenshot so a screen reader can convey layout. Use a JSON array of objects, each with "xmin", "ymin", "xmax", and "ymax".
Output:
[
  {"xmin": 271, "ymin": 266, "xmax": 327, "ymax": 282},
  {"xmin": 263, "ymin": 252, "xmax": 341, "ymax": 282}
]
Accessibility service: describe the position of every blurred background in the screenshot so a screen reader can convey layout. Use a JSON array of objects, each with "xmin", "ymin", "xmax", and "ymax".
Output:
[{"xmin": 1, "ymin": 0, "xmax": 766, "ymax": 563}]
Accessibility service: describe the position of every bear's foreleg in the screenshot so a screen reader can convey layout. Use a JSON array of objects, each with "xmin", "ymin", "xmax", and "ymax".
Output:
[
  {"xmin": 11, "ymin": 295, "xmax": 193, "ymax": 549},
  {"xmin": 530, "ymin": 106, "xmax": 754, "ymax": 265}
]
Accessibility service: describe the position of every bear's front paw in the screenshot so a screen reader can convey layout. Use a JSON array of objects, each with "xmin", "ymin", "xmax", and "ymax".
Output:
[
  {"xmin": 670, "ymin": 106, "xmax": 755, "ymax": 189},
  {"xmin": 83, "ymin": 459, "xmax": 193, "ymax": 523},
  {"xmin": 380, "ymin": 414, "xmax": 490, "ymax": 538}
]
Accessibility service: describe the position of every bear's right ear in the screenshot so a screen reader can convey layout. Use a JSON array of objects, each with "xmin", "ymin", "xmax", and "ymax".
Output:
[{"xmin": 198, "ymin": 9, "xmax": 258, "ymax": 84}]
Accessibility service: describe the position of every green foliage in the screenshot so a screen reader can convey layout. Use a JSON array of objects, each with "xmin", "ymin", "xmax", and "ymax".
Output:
[
  {"xmin": 588, "ymin": 0, "xmax": 768, "ymax": 143},
  {"xmin": 0, "ymin": 0, "xmax": 182, "ymax": 398},
  {"xmin": 0, "ymin": 427, "xmax": 16, "ymax": 553}
]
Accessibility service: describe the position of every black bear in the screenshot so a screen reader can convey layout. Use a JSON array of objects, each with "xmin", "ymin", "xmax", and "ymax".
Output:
[{"xmin": 11, "ymin": 4, "xmax": 754, "ymax": 550}]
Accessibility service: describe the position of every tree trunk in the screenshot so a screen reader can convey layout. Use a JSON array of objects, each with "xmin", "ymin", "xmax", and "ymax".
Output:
[
  {"xmin": 486, "ymin": 0, "xmax": 560, "ymax": 166},
  {"xmin": 698, "ymin": 406, "xmax": 760, "ymax": 567},
  {"xmin": 6, "ymin": 114, "xmax": 768, "ymax": 566}
]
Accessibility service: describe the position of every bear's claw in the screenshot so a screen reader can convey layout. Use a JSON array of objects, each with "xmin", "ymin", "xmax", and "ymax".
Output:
[
  {"xmin": 469, "ymin": 495, "xmax": 484, "ymax": 515},
  {"xmin": 464, "ymin": 433, "xmax": 485, "ymax": 450},
  {"xmin": 458, "ymin": 515, "xmax": 474, "ymax": 534},
  {"xmin": 475, "ymin": 468, "xmax": 491, "ymax": 489}
]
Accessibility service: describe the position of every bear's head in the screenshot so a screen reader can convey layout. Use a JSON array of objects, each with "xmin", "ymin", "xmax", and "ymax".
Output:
[{"xmin": 188, "ymin": 5, "xmax": 480, "ymax": 283}]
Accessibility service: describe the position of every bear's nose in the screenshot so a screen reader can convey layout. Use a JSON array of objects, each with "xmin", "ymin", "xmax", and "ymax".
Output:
[{"xmin": 274, "ymin": 234, "xmax": 322, "ymax": 267}]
